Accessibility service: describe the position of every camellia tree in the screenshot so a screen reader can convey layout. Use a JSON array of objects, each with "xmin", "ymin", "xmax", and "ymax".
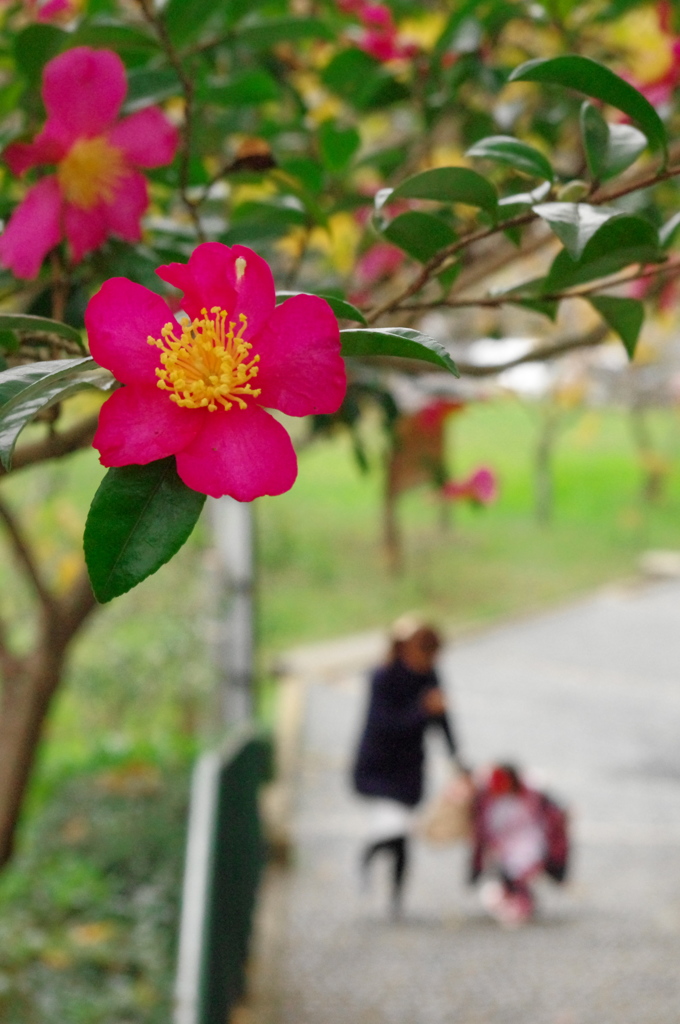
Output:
[{"xmin": 1, "ymin": 0, "xmax": 680, "ymax": 865}]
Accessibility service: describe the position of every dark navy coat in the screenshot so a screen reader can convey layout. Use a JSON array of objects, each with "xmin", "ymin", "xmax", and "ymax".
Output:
[{"xmin": 352, "ymin": 658, "xmax": 457, "ymax": 807}]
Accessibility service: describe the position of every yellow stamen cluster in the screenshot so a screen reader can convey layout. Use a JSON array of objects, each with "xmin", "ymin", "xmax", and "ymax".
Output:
[
  {"xmin": 148, "ymin": 307, "xmax": 261, "ymax": 412},
  {"xmin": 57, "ymin": 135, "xmax": 126, "ymax": 210}
]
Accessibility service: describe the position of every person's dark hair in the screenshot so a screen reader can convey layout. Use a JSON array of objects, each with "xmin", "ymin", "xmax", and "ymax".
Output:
[{"xmin": 387, "ymin": 616, "xmax": 442, "ymax": 664}]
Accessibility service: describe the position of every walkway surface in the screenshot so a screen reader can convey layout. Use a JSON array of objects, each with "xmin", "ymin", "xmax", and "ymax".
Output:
[{"xmin": 254, "ymin": 579, "xmax": 680, "ymax": 1024}]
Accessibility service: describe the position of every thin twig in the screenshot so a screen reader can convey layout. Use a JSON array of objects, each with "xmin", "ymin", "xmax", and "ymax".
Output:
[
  {"xmin": 455, "ymin": 324, "xmax": 609, "ymax": 377},
  {"xmin": 400, "ymin": 258, "xmax": 680, "ymax": 311},
  {"xmin": 135, "ymin": 0, "xmax": 206, "ymax": 243},
  {"xmin": 366, "ymin": 161, "xmax": 680, "ymax": 324},
  {"xmin": 0, "ymin": 493, "xmax": 54, "ymax": 610}
]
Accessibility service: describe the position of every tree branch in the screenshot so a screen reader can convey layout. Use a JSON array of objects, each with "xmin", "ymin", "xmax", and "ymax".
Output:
[
  {"xmin": 366, "ymin": 159, "xmax": 680, "ymax": 324},
  {"xmin": 455, "ymin": 324, "xmax": 609, "ymax": 377},
  {"xmin": 135, "ymin": 0, "xmax": 206, "ymax": 242},
  {"xmin": 0, "ymin": 493, "xmax": 54, "ymax": 611},
  {"xmin": 0, "ymin": 415, "xmax": 98, "ymax": 478}
]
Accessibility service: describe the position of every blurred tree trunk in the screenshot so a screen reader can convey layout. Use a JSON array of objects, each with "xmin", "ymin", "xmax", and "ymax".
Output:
[
  {"xmin": 0, "ymin": 568, "xmax": 97, "ymax": 868},
  {"xmin": 0, "ymin": 419, "xmax": 99, "ymax": 869}
]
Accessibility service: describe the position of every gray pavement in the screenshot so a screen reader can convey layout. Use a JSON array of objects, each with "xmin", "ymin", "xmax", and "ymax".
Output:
[{"xmin": 254, "ymin": 579, "xmax": 680, "ymax": 1024}]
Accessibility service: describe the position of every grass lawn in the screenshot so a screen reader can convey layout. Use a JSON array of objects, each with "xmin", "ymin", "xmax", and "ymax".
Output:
[{"xmin": 257, "ymin": 397, "xmax": 680, "ymax": 652}]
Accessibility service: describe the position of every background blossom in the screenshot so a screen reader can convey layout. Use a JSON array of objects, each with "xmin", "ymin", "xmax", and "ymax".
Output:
[{"xmin": 0, "ymin": 46, "xmax": 178, "ymax": 279}]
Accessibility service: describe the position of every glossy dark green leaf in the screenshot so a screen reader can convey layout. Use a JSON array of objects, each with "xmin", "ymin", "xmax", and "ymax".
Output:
[
  {"xmin": 84, "ymin": 458, "xmax": 206, "ymax": 603},
  {"xmin": 340, "ymin": 328, "xmax": 459, "ymax": 376},
  {"xmin": 466, "ymin": 135, "xmax": 554, "ymax": 182},
  {"xmin": 382, "ymin": 211, "xmax": 457, "ymax": 263},
  {"xmin": 510, "ymin": 55, "xmax": 668, "ymax": 165},
  {"xmin": 14, "ymin": 24, "xmax": 66, "ymax": 83},
  {"xmin": 380, "ymin": 167, "xmax": 498, "ymax": 222},
  {"xmin": 589, "ymin": 295, "xmax": 644, "ymax": 358},
  {"xmin": 318, "ymin": 121, "xmax": 361, "ymax": 173},
  {"xmin": 532, "ymin": 203, "xmax": 619, "ymax": 259},
  {"xmin": 544, "ymin": 215, "xmax": 663, "ymax": 291},
  {"xmin": 0, "ymin": 313, "xmax": 83, "ymax": 346},
  {"xmin": 276, "ymin": 292, "xmax": 366, "ymax": 325},
  {"xmin": 0, "ymin": 358, "xmax": 114, "ymax": 469},
  {"xmin": 580, "ymin": 102, "xmax": 647, "ymax": 181},
  {"xmin": 236, "ymin": 16, "xmax": 333, "ymax": 48}
]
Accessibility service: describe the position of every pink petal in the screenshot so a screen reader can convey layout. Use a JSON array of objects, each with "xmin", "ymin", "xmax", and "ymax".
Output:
[
  {"xmin": 42, "ymin": 48, "xmax": 126, "ymax": 149},
  {"xmin": 102, "ymin": 170, "xmax": 147, "ymax": 242},
  {"xmin": 94, "ymin": 383, "xmax": 204, "ymax": 466},
  {"xmin": 108, "ymin": 108, "xmax": 179, "ymax": 168},
  {"xmin": 175, "ymin": 404, "xmax": 297, "ymax": 500},
  {"xmin": 4, "ymin": 131, "xmax": 66, "ymax": 174},
  {"xmin": 86, "ymin": 278, "xmax": 177, "ymax": 385},
  {"xmin": 156, "ymin": 242, "xmax": 276, "ymax": 339},
  {"xmin": 253, "ymin": 294, "xmax": 346, "ymax": 416},
  {"xmin": 37, "ymin": 0, "xmax": 73, "ymax": 20},
  {"xmin": 0, "ymin": 176, "xmax": 62, "ymax": 279},
  {"xmin": 64, "ymin": 201, "xmax": 108, "ymax": 263}
]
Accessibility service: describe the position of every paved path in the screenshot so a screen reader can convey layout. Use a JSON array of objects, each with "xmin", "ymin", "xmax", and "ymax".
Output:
[{"xmin": 257, "ymin": 580, "xmax": 680, "ymax": 1024}]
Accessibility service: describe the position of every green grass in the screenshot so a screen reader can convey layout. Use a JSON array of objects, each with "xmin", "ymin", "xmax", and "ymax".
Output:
[{"xmin": 256, "ymin": 398, "xmax": 680, "ymax": 651}]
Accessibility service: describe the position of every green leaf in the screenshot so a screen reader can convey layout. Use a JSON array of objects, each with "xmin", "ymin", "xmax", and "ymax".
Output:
[
  {"xmin": 223, "ymin": 201, "xmax": 307, "ymax": 244},
  {"xmin": 0, "ymin": 313, "xmax": 83, "ymax": 346},
  {"xmin": 71, "ymin": 20, "xmax": 159, "ymax": 57},
  {"xmin": 276, "ymin": 292, "xmax": 366, "ymax": 325},
  {"xmin": 318, "ymin": 121, "xmax": 361, "ymax": 173},
  {"xmin": 204, "ymin": 69, "xmax": 280, "ymax": 106},
  {"xmin": 382, "ymin": 211, "xmax": 457, "ymax": 263},
  {"xmin": 0, "ymin": 330, "xmax": 19, "ymax": 354},
  {"xmin": 466, "ymin": 135, "xmax": 554, "ymax": 182},
  {"xmin": 544, "ymin": 215, "xmax": 663, "ymax": 291},
  {"xmin": 163, "ymin": 0, "xmax": 225, "ymax": 44},
  {"xmin": 14, "ymin": 25, "xmax": 66, "ymax": 84},
  {"xmin": 580, "ymin": 102, "xmax": 647, "ymax": 181},
  {"xmin": 236, "ymin": 16, "xmax": 333, "ymax": 48},
  {"xmin": 532, "ymin": 202, "xmax": 620, "ymax": 259},
  {"xmin": 340, "ymin": 328, "xmax": 459, "ymax": 376},
  {"xmin": 589, "ymin": 295, "xmax": 644, "ymax": 358},
  {"xmin": 0, "ymin": 358, "xmax": 114, "ymax": 469},
  {"xmin": 84, "ymin": 458, "xmax": 206, "ymax": 603},
  {"xmin": 509, "ymin": 55, "xmax": 668, "ymax": 165},
  {"xmin": 508, "ymin": 297, "xmax": 559, "ymax": 321},
  {"xmin": 379, "ymin": 167, "xmax": 498, "ymax": 222},
  {"xmin": 660, "ymin": 211, "xmax": 680, "ymax": 249},
  {"xmin": 321, "ymin": 49, "xmax": 409, "ymax": 110},
  {"xmin": 124, "ymin": 68, "xmax": 181, "ymax": 111}
]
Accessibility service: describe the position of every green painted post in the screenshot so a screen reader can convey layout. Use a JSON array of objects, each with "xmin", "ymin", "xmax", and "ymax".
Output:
[{"xmin": 175, "ymin": 728, "xmax": 273, "ymax": 1024}]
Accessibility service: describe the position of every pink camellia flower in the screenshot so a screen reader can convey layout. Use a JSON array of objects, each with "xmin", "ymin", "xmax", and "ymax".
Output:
[
  {"xmin": 442, "ymin": 467, "xmax": 498, "ymax": 506},
  {"xmin": 0, "ymin": 46, "xmax": 178, "ymax": 279},
  {"xmin": 86, "ymin": 243, "xmax": 347, "ymax": 502}
]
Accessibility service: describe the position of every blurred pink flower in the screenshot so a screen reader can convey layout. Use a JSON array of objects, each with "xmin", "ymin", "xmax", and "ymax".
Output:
[
  {"xmin": 349, "ymin": 242, "xmax": 405, "ymax": 306},
  {"xmin": 338, "ymin": 0, "xmax": 419, "ymax": 62},
  {"xmin": 87, "ymin": 243, "xmax": 347, "ymax": 501},
  {"xmin": 442, "ymin": 467, "xmax": 498, "ymax": 506},
  {"xmin": 414, "ymin": 399, "xmax": 464, "ymax": 432},
  {"xmin": 0, "ymin": 47, "xmax": 178, "ymax": 279}
]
